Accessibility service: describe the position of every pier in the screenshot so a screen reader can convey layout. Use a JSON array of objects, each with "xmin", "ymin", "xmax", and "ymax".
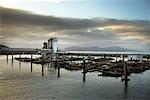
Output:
[
  {"xmin": 3, "ymin": 49, "xmax": 149, "ymax": 82},
  {"xmin": 1, "ymin": 38, "xmax": 150, "ymax": 82}
]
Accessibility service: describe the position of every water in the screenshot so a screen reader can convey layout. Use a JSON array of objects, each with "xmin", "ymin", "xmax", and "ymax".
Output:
[{"xmin": 0, "ymin": 55, "xmax": 150, "ymax": 100}]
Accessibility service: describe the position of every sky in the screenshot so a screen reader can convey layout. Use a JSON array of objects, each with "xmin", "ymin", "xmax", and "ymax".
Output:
[{"xmin": 0, "ymin": 0, "xmax": 150, "ymax": 51}]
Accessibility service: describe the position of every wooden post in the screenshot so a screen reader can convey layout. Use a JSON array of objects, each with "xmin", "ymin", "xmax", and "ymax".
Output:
[
  {"xmin": 6, "ymin": 54, "xmax": 8, "ymax": 63},
  {"xmin": 123, "ymin": 55, "xmax": 128, "ymax": 83},
  {"xmin": 42, "ymin": 64, "xmax": 44, "ymax": 76},
  {"xmin": 31, "ymin": 54, "xmax": 33, "ymax": 60},
  {"xmin": 55, "ymin": 57, "xmax": 57, "ymax": 69},
  {"xmin": 31, "ymin": 62, "xmax": 33, "ymax": 72},
  {"xmin": 11, "ymin": 53, "xmax": 13, "ymax": 63},
  {"xmin": 19, "ymin": 54, "xmax": 21, "ymax": 70},
  {"xmin": 57, "ymin": 58, "xmax": 60, "ymax": 77},
  {"xmin": 83, "ymin": 58, "xmax": 86, "ymax": 81},
  {"xmin": 19, "ymin": 54, "xmax": 21, "ymax": 65}
]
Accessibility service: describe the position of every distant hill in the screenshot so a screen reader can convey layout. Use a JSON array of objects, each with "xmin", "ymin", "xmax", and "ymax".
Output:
[
  {"xmin": 65, "ymin": 46, "xmax": 137, "ymax": 52},
  {"xmin": 0, "ymin": 45, "xmax": 9, "ymax": 49}
]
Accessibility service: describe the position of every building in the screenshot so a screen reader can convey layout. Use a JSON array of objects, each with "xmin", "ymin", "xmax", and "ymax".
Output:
[
  {"xmin": 50, "ymin": 37, "xmax": 58, "ymax": 53},
  {"xmin": 43, "ymin": 37, "xmax": 58, "ymax": 53},
  {"xmin": 43, "ymin": 42, "xmax": 48, "ymax": 49}
]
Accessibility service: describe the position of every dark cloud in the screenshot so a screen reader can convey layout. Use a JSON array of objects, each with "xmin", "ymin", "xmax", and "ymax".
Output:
[
  {"xmin": 0, "ymin": 6, "xmax": 98, "ymax": 29},
  {"xmin": 0, "ymin": 6, "xmax": 150, "ymax": 50}
]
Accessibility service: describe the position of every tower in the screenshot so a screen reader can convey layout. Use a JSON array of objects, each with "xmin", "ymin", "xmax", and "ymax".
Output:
[{"xmin": 47, "ymin": 38, "xmax": 58, "ymax": 53}]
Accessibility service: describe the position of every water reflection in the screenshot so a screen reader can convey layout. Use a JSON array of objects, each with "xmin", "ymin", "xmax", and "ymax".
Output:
[
  {"xmin": 123, "ymin": 79, "xmax": 128, "ymax": 99},
  {"xmin": 19, "ymin": 61, "xmax": 21, "ymax": 70},
  {"xmin": 11, "ymin": 60, "xmax": 14, "ymax": 68},
  {"xmin": 47, "ymin": 63, "xmax": 51, "ymax": 72}
]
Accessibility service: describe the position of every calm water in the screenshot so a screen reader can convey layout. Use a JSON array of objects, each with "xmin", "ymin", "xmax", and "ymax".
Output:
[{"xmin": 0, "ymin": 55, "xmax": 150, "ymax": 100}]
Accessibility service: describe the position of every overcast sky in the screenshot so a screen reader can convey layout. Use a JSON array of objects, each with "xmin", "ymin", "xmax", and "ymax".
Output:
[{"xmin": 0, "ymin": 0, "xmax": 150, "ymax": 51}]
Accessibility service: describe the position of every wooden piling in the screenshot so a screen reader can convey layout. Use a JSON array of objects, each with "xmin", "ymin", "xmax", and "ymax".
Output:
[
  {"xmin": 42, "ymin": 64, "xmax": 44, "ymax": 76},
  {"xmin": 31, "ymin": 54, "xmax": 33, "ymax": 60},
  {"xmin": 19, "ymin": 54, "xmax": 21, "ymax": 70},
  {"xmin": 6, "ymin": 54, "xmax": 8, "ymax": 62},
  {"xmin": 57, "ymin": 58, "xmax": 60, "ymax": 77},
  {"xmin": 11, "ymin": 53, "xmax": 13, "ymax": 63},
  {"xmin": 55, "ymin": 58, "xmax": 57, "ymax": 69},
  {"xmin": 123, "ymin": 55, "xmax": 128, "ymax": 82},
  {"xmin": 19, "ymin": 54, "xmax": 21, "ymax": 65},
  {"xmin": 83, "ymin": 58, "xmax": 86, "ymax": 81},
  {"xmin": 31, "ymin": 62, "xmax": 33, "ymax": 72}
]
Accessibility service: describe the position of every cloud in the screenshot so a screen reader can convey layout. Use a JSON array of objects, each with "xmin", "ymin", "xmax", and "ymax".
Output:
[
  {"xmin": 1, "ymin": 6, "xmax": 98, "ymax": 28},
  {"xmin": 0, "ymin": 0, "xmax": 63, "ymax": 8},
  {"xmin": 102, "ymin": 21, "xmax": 150, "ymax": 42},
  {"xmin": 0, "ymin": 6, "xmax": 150, "ymax": 50}
]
